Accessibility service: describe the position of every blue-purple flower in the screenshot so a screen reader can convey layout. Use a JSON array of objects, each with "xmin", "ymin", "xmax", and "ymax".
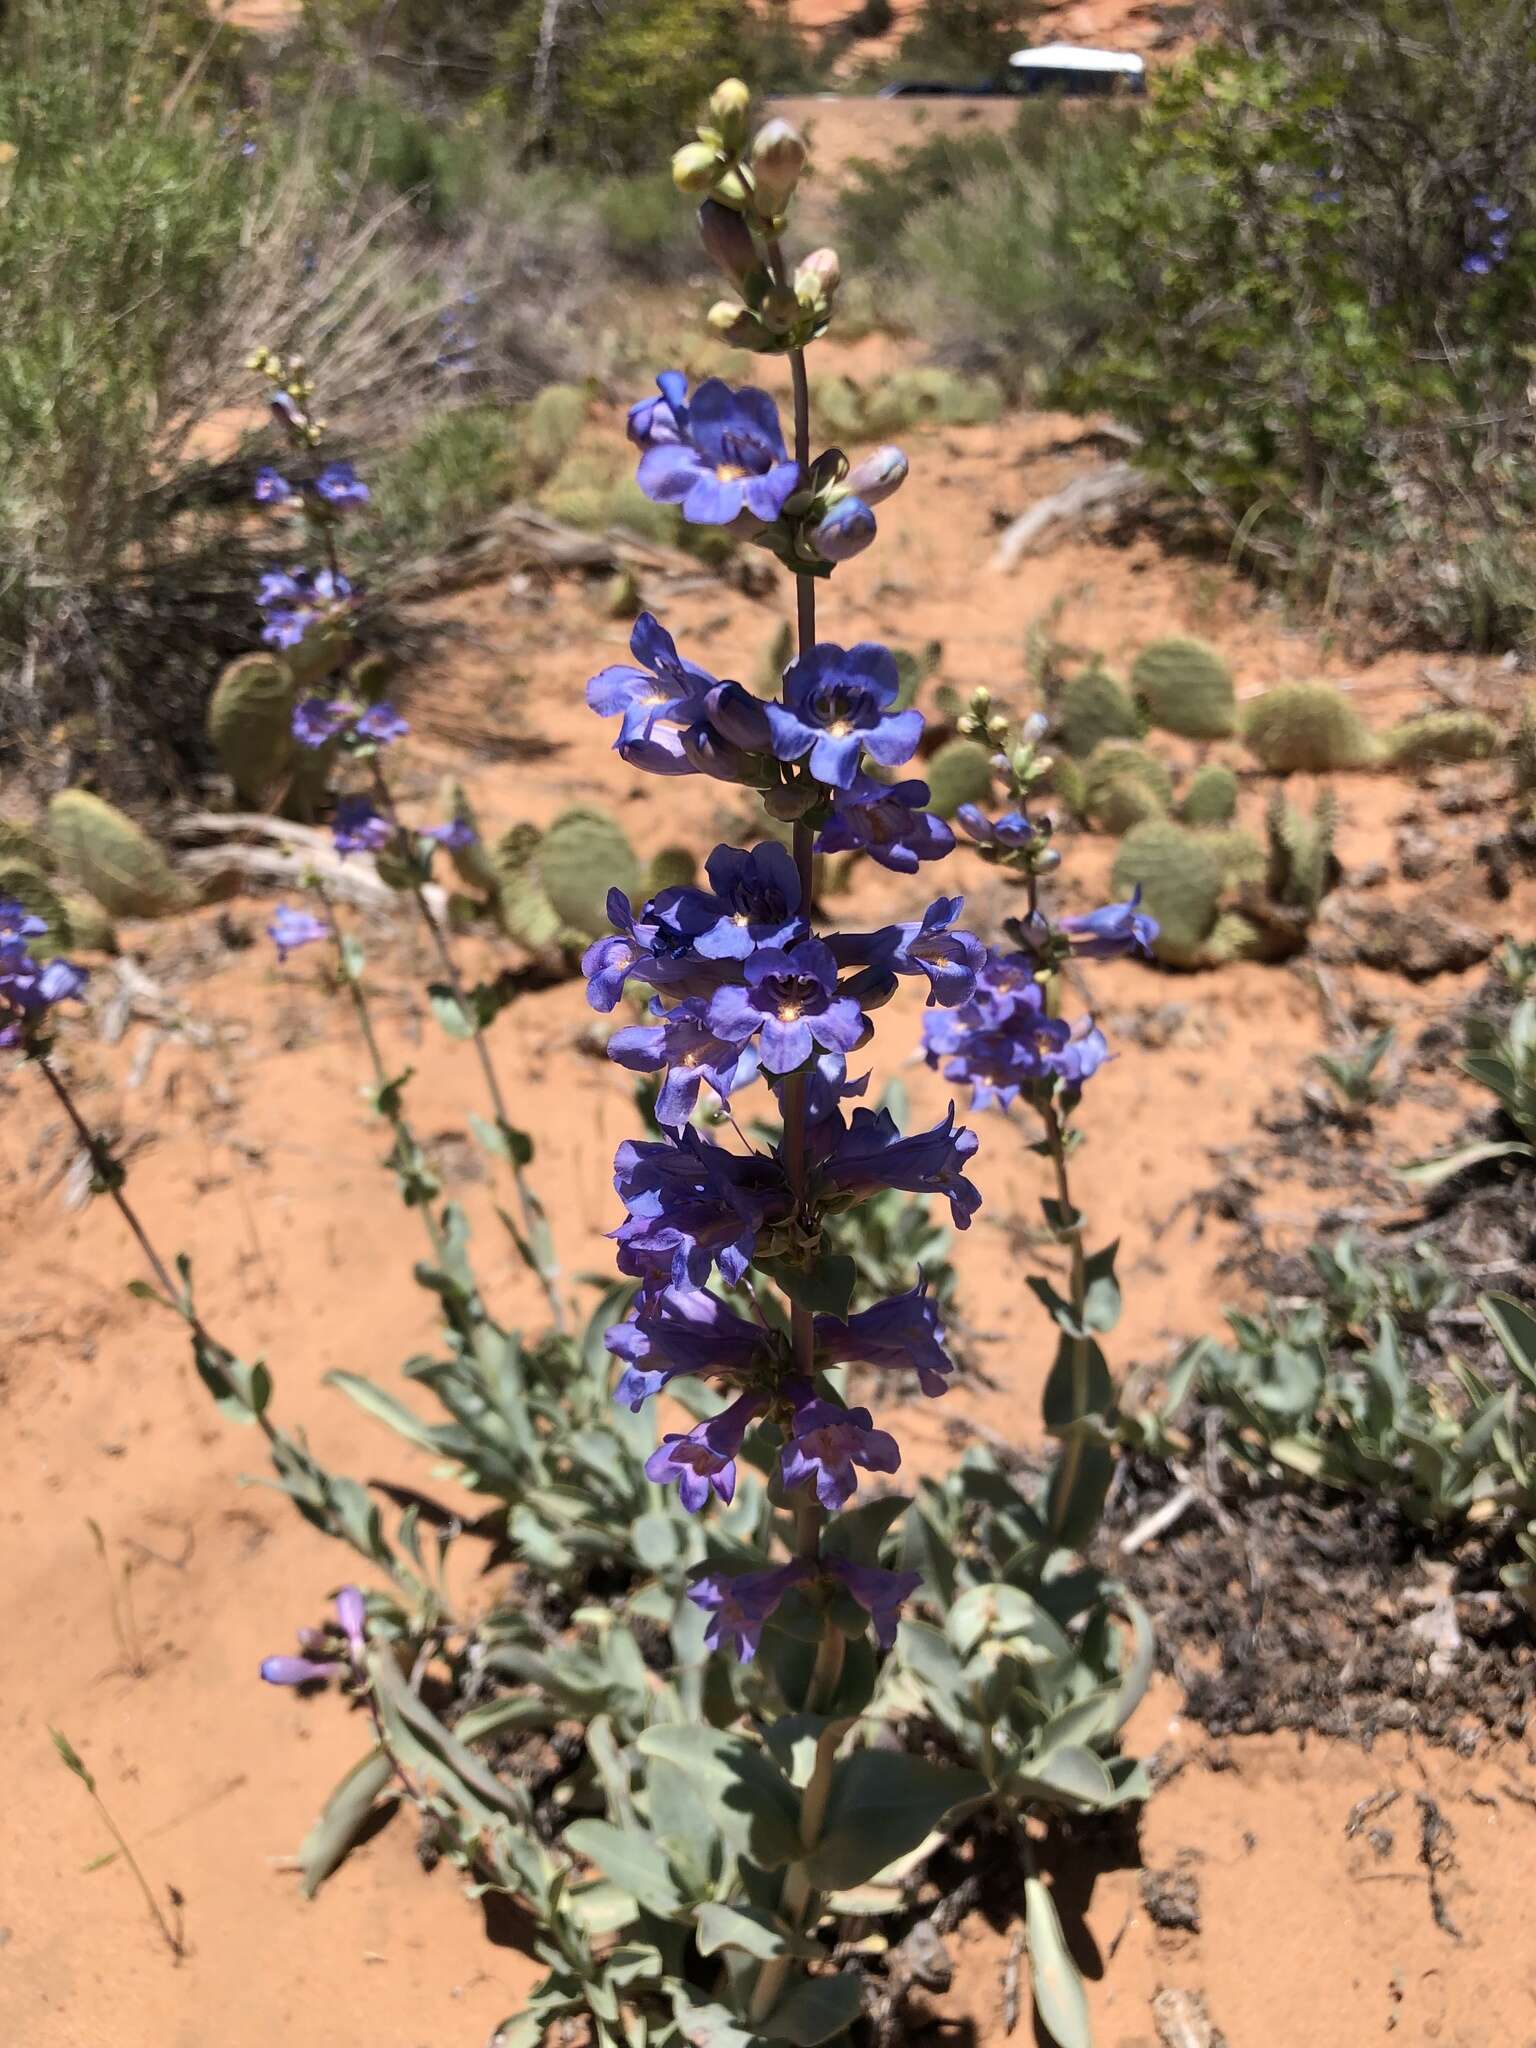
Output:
[
  {"xmin": 922, "ymin": 948, "xmax": 1110, "ymax": 1110},
  {"xmin": 825, "ymin": 1555, "xmax": 921, "ymax": 1650},
  {"xmin": 267, "ymin": 903, "xmax": 330, "ymax": 961},
  {"xmin": 779, "ymin": 1386, "xmax": 900, "ymax": 1509},
  {"xmin": 1058, "ymin": 887, "xmax": 1158, "ymax": 961},
  {"xmin": 331, "ymin": 796, "xmax": 393, "ymax": 858},
  {"xmin": 813, "ymin": 1102, "xmax": 981, "ymax": 1229},
  {"xmin": 258, "ymin": 566, "xmax": 350, "ymax": 649},
  {"xmin": 814, "ymin": 1279, "xmax": 956, "ymax": 1398},
  {"xmin": 706, "ymin": 938, "xmax": 866, "ymax": 1074},
  {"xmin": 0, "ymin": 900, "xmax": 89, "ymax": 1045},
  {"xmin": 605, "ymin": 1285, "xmax": 782, "ymax": 1411},
  {"xmin": 764, "ymin": 643, "xmax": 923, "ymax": 790},
  {"xmin": 955, "ymin": 806, "xmax": 1033, "ymax": 853},
  {"xmin": 253, "ymin": 467, "xmax": 295, "ymax": 505},
  {"xmin": 260, "ymin": 1585, "xmax": 367, "ymax": 1687},
  {"xmin": 810, "ymin": 495, "xmax": 876, "ymax": 564},
  {"xmin": 612, "ymin": 1127, "xmax": 788, "ymax": 1289},
  {"xmin": 670, "ymin": 841, "xmax": 805, "ymax": 961},
  {"xmin": 292, "ymin": 697, "xmax": 351, "ymax": 748},
  {"xmin": 645, "ymin": 1390, "xmax": 766, "ymax": 1512},
  {"xmin": 582, "ymin": 890, "xmax": 729, "ymax": 1013},
  {"xmin": 817, "ymin": 774, "xmax": 955, "ymax": 873},
  {"xmin": 633, "ymin": 376, "xmax": 800, "ymax": 528},
  {"xmin": 420, "ymin": 819, "xmax": 476, "ymax": 851},
  {"xmin": 315, "ymin": 463, "xmax": 370, "ymax": 507},
  {"xmin": 587, "ymin": 612, "xmax": 719, "ymax": 747},
  {"xmin": 354, "ymin": 703, "xmax": 408, "ymax": 747},
  {"xmin": 687, "ymin": 1558, "xmax": 810, "ymax": 1660},
  {"xmin": 606, "ymin": 1000, "xmax": 761, "ymax": 1126},
  {"xmin": 830, "ymin": 897, "xmax": 985, "ymax": 1008}
]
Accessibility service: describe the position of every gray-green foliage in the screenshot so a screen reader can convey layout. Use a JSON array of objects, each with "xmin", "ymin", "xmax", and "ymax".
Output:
[
  {"xmin": 520, "ymin": 383, "xmax": 588, "ymax": 482},
  {"xmin": 1383, "ymin": 709, "xmax": 1501, "ymax": 771},
  {"xmin": 812, "ymin": 366, "xmax": 1003, "ymax": 441},
  {"xmin": 924, "ymin": 737, "xmax": 995, "ymax": 819},
  {"xmin": 1178, "ymin": 761, "xmax": 1239, "ymax": 827},
  {"xmin": 1242, "ymin": 682, "xmax": 1379, "ymax": 773},
  {"xmin": 1403, "ymin": 994, "xmax": 1536, "ymax": 1187},
  {"xmin": 1056, "ymin": 663, "xmax": 1141, "ymax": 759},
  {"xmin": 47, "ymin": 789, "xmax": 183, "ymax": 918},
  {"xmin": 1111, "ymin": 819, "xmax": 1223, "ymax": 967},
  {"xmin": 1131, "ymin": 636, "xmax": 1237, "ymax": 739}
]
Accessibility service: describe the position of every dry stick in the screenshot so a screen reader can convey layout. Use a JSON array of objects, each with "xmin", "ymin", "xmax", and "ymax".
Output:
[
  {"xmin": 33, "ymin": 1054, "xmax": 275, "ymax": 1440},
  {"xmin": 368, "ymin": 764, "xmax": 566, "ymax": 1330},
  {"xmin": 750, "ymin": 340, "xmax": 845, "ymax": 2029}
]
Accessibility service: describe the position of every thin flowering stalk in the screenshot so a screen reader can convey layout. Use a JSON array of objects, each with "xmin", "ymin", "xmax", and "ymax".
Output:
[
  {"xmin": 1040, "ymin": 1095, "xmax": 1091, "ymax": 1546},
  {"xmin": 366, "ymin": 762, "xmax": 565, "ymax": 1329}
]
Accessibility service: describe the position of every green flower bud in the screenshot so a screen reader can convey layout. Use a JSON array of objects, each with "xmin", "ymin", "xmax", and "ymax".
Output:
[
  {"xmin": 709, "ymin": 78, "xmax": 751, "ymax": 152},
  {"xmin": 672, "ymin": 140, "xmax": 721, "ymax": 195},
  {"xmin": 749, "ymin": 119, "xmax": 807, "ymax": 212},
  {"xmin": 708, "ymin": 299, "xmax": 772, "ymax": 348},
  {"xmin": 697, "ymin": 198, "xmax": 758, "ymax": 284}
]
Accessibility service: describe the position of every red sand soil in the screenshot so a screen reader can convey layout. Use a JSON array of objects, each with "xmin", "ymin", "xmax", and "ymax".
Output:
[{"xmin": 5, "ymin": 372, "xmax": 1535, "ymax": 2047}]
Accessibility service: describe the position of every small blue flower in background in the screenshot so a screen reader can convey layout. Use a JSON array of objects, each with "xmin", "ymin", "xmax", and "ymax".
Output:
[
  {"xmin": 257, "ymin": 566, "xmax": 351, "ymax": 650},
  {"xmin": 644, "ymin": 1390, "xmax": 766, "ymax": 1511},
  {"xmin": 253, "ymin": 467, "xmax": 295, "ymax": 505},
  {"xmin": 765, "ymin": 642, "xmax": 924, "ymax": 790},
  {"xmin": 923, "ymin": 947, "xmax": 1112, "ymax": 1111},
  {"xmin": 331, "ymin": 796, "xmax": 393, "ymax": 858},
  {"xmin": 267, "ymin": 903, "xmax": 329, "ymax": 962},
  {"xmin": 315, "ymin": 463, "xmax": 370, "ymax": 508},
  {"xmin": 706, "ymin": 937, "xmax": 866, "ymax": 1073},
  {"xmin": 354, "ymin": 703, "xmax": 409, "ymax": 747},
  {"xmin": 817, "ymin": 774, "xmax": 954, "ymax": 872},
  {"xmin": 260, "ymin": 1586, "xmax": 367, "ymax": 1687},
  {"xmin": 420, "ymin": 819, "xmax": 476, "ymax": 851},
  {"xmin": 779, "ymin": 1386, "xmax": 900, "ymax": 1509},
  {"xmin": 291, "ymin": 697, "xmax": 352, "ymax": 748},
  {"xmin": 633, "ymin": 375, "xmax": 801, "ymax": 528},
  {"xmin": 1463, "ymin": 252, "xmax": 1494, "ymax": 276}
]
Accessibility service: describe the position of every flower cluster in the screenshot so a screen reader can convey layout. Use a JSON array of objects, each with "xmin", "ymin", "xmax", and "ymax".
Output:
[
  {"xmin": 257, "ymin": 565, "xmax": 352, "ymax": 651},
  {"xmin": 0, "ymin": 900, "xmax": 88, "ymax": 1048},
  {"xmin": 1464, "ymin": 193, "xmax": 1514, "ymax": 276},
  {"xmin": 629, "ymin": 371, "xmax": 906, "ymax": 571},
  {"xmin": 921, "ymin": 948, "xmax": 1111, "ymax": 1113}
]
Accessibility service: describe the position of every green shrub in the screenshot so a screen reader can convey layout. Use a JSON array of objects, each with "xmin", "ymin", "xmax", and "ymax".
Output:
[
  {"xmin": 359, "ymin": 406, "xmax": 519, "ymax": 566},
  {"xmin": 1242, "ymin": 683, "xmax": 1379, "ymax": 774},
  {"xmin": 838, "ymin": 129, "xmax": 1013, "ymax": 278}
]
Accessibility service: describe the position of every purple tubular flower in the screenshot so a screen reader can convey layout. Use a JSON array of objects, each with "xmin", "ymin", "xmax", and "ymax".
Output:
[
  {"xmin": 1058, "ymin": 886, "xmax": 1158, "ymax": 961},
  {"xmin": 259, "ymin": 1655, "xmax": 344, "ymax": 1687},
  {"xmin": 813, "ymin": 1102, "xmax": 981, "ymax": 1229},
  {"xmin": 587, "ymin": 612, "xmax": 720, "ymax": 746},
  {"xmin": 706, "ymin": 937, "xmax": 866, "ymax": 1075},
  {"xmin": 818, "ymin": 774, "xmax": 955, "ymax": 873},
  {"xmin": 810, "ymin": 495, "xmax": 877, "ymax": 563},
  {"xmin": 627, "ymin": 369, "xmax": 690, "ymax": 449},
  {"xmin": 0, "ymin": 902, "xmax": 90, "ymax": 1042},
  {"xmin": 1463, "ymin": 252, "xmax": 1493, "ymax": 275},
  {"xmin": 354, "ymin": 703, "xmax": 408, "ymax": 746},
  {"xmin": 36, "ymin": 959, "xmax": 90, "ymax": 1006},
  {"xmin": 420, "ymin": 819, "xmax": 476, "ymax": 851},
  {"xmin": 582, "ymin": 892, "xmax": 731, "ymax": 1013},
  {"xmin": 612, "ymin": 1127, "xmax": 788, "ymax": 1289},
  {"xmin": 606, "ymin": 1001, "xmax": 760, "ymax": 1127},
  {"xmin": 267, "ymin": 903, "xmax": 330, "ymax": 961},
  {"xmin": 605, "ymin": 1285, "xmax": 780, "ymax": 1411},
  {"xmin": 669, "ymin": 841, "xmax": 805, "ymax": 961},
  {"xmin": 315, "ymin": 463, "xmax": 370, "ymax": 507},
  {"xmin": 922, "ymin": 948, "xmax": 1109, "ymax": 1110},
  {"xmin": 335, "ymin": 1586, "xmax": 367, "ymax": 1662},
  {"xmin": 829, "ymin": 897, "xmax": 985, "ymax": 1008},
  {"xmin": 955, "ymin": 806, "xmax": 1034, "ymax": 852},
  {"xmin": 825, "ymin": 1556, "xmax": 922, "ymax": 1650},
  {"xmin": 634, "ymin": 377, "xmax": 801, "ymax": 527},
  {"xmin": 815, "ymin": 1279, "xmax": 956, "ymax": 1398},
  {"xmin": 331, "ymin": 796, "xmax": 393, "ymax": 858},
  {"xmin": 765, "ymin": 643, "xmax": 924, "ymax": 791},
  {"xmin": 780, "ymin": 1389, "xmax": 900, "ymax": 1510},
  {"xmin": 687, "ymin": 1559, "xmax": 811, "ymax": 1661},
  {"xmin": 645, "ymin": 1390, "xmax": 767, "ymax": 1512},
  {"xmin": 253, "ymin": 467, "xmax": 295, "ymax": 504},
  {"xmin": 291, "ymin": 697, "xmax": 352, "ymax": 748}
]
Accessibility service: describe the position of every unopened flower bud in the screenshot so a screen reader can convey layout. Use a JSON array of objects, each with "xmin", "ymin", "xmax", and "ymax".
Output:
[
  {"xmin": 672, "ymin": 140, "xmax": 721, "ymax": 194},
  {"xmin": 709, "ymin": 78, "xmax": 751, "ymax": 151},
  {"xmin": 707, "ymin": 299, "xmax": 771, "ymax": 347},
  {"xmin": 698, "ymin": 197, "xmax": 758, "ymax": 284},
  {"xmin": 750, "ymin": 119, "xmax": 807, "ymax": 212},
  {"xmin": 795, "ymin": 247, "xmax": 841, "ymax": 298},
  {"xmin": 760, "ymin": 282, "xmax": 803, "ymax": 333},
  {"xmin": 1022, "ymin": 711, "xmax": 1050, "ymax": 744},
  {"xmin": 842, "ymin": 445, "xmax": 908, "ymax": 507},
  {"xmin": 1036, "ymin": 846, "xmax": 1062, "ymax": 873},
  {"xmin": 811, "ymin": 494, "xmax": 876, "ymax": 563}
]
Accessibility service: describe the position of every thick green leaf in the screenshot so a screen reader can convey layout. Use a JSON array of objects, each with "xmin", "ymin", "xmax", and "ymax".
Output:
[
  {"xmin": 803, "ymin": 1751, "xmax": 986, "ymax": 1890},
  {"xmin": 297, "ymin": 1747, "xmax": 395, "ymax": 1898},
  {"xmin": 1026, "ymin": 1874, "xmax": 1091, "ymax": 2048},
  {"xmin": 1011, "ymin": 1744, "xmax": 1116, "ymax": 1811},
  {"xmin": 368, "ymin": 1652, "xmax": 529, "ymax": 1826},
  {"xmin": 563, "ymin": 1820, "xmax": 686, "ymax": 1917},
  {"xmin": 1483, "ymin": 1291, "xmax": 1536, "ymax": 1391},
  {"xmin": 427, "ymin": 985, "xmax": 477, "ymax": 1040},
  {"xmin": 638, "ymin": 1726, "xmax": 801, "ymax": 1869},
  {"xmin": 1397, "ymin": 1138, "xmax": 1532, "ymax": 1189},
  {"xmin": 694, "ymin": 1902, "xmax": 822, "ymax": 1962},
  {"xmin": 757, "ymin": 1252, "xmax": 857, "ymax": 1319},
  {"xmin": 761, "ymin": 1970, "xmax": 864, "ymax": 2045}
]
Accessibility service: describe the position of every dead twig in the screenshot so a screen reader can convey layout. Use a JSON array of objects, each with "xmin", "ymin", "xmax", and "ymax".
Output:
[{"xmin": 989, "ymin": 462, "xmax": 1144, "ymax": 573}]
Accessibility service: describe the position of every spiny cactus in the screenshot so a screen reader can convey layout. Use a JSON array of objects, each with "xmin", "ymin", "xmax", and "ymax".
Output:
[
  {"xmin": 1131, "ymin": 637, "xmax": 1237, "ymax": 740},
  {"xmin": 1383, "ymin": 710, "xmax": 1501, "ymax": 771},
  {"xmin": 1203, "ymin": 910, "xmax": 1264, "ymax": 964},
  {"xmin": 646, "ymin": 846, "xmax": 698, "ymax": 895},
  {"xmin": 436, "ymin": 777, "xmax": 500, "ymax": 898},
  {"xmin": 0, "ymin": 861, "xmax": 72, "ymax": 951},
  {"xmin": 1056, "ymin": 663, "xmax": 1142, "ymax": 759},
  {"xmin": 1201, "ymin": 828, "xmax": 1266, "ymax": 885},
  {"xmin": 891, "ymin": 639, "xmax": 942, "ymax": 714},
  {"xmin": 60, "ymin": 895, "xmax": 118, "ymax": 954},
  {"xmin": 208, "ymin": 654, "xmax": 298, "ymax": 808},
  {"xmin": 1264, "ymin": 787, "xmax": 1339, "ymax": 914},
  {"xmin": 539, "ymin": 808, "xmax": 641, "ymax": 937},
  {"xmin": 47, "ymin": 790, "xmax": 184, "ymax": 919},
  {"xmin": 924, "ymin": 738, "xmax": 995, "ymax": 820},
  {"xmin": 1111, "ymin": 819, "xmax": 1223, "ymax": 968},
  {"xmin": 491, "ymin": 824, "xmax": 564, "ymax": 955},
  {"xmin": 1083, "ymin": 740, "xmax": 1173, "ymax": 835},
  {"xmin": 1178, "ymin": 762, "xmax": 1239, "ymax": 828},
  {"xmin": 0, "ymin": 818, "xmax": 56, "ymax": 872},
  {"xmin": 1242, "ymin": 682, "xmax": 1378, "ymax": 773},
  {"xmin": 1516, "ymin": 694, "xmax": 1536, "ymax": 800},
  {"xmin": 347, "ymin": 652, "xmax": 393, "ymax": 705},
  {"xmin": 522, "ymin": 383, "xmax": 588, "ymax": 482}
]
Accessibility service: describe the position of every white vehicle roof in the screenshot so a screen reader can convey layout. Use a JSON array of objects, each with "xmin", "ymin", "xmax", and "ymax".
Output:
[{"xmin": 1008, "ymin": 43, "xmax": 1146, "ymax": 74}]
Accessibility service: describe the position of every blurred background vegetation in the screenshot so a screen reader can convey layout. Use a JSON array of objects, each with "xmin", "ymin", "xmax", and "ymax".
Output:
[{"xmin": 2, "ymin": 0, "xmax": 1533, "ymax": 808}]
